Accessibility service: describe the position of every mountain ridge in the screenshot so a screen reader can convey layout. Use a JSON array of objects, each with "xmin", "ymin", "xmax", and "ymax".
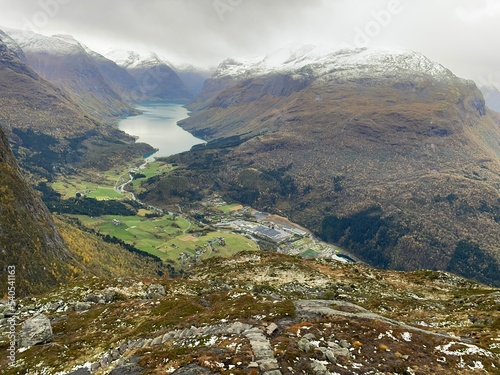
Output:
[
  {"xmin": 144, "ymin": 46, "xmax": 500, "ymax": 286},
  {"xmin": 105, "ymin": 49, "xmax": 193, "ymax": 101},
  {"xmin": 82, "ymin": 46, "xmax": 141, "ymax": 103},
  {"xmin": 3, "ymin": 28, "xmax": 137, "ymax": 122},
  {"xmin": 0, "ymin": 32, "xmax": 155, "ymax": 178},
  {"xmin": 212, "ymin": 46, "xmax": 456, "ymax": 82}
]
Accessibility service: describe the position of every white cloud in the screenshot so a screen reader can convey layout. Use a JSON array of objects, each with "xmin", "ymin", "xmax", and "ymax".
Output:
[
  {"xmin": 456, "ymin": 0, "xmax": 500, "ymax": 23},
  {"xmin": 0, "ymin": 0, "xmax": 498, "ymax": 82}
]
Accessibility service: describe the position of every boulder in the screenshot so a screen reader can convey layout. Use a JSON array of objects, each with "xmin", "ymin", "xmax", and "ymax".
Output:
[
  {"xmin": 66, "ymin": 369, "xmax": 90, "ymax": 375},
  {"xmin": 324, "ymin": 349, "xmax": 336, "ymax": 363},
  {"xmin": 85, "ymin": 294, "xmax": 101, "ymax": 303},
  {"xmin": 146, "ymin": 284, "xmax": 166, "ymax": 299},
  {"xmin": 20, "ymin": 314, "xmax": 52, "ymax": 347},
  {"xmin": 171, "ymin": 363, "xmax": 216, "ymax": 374},
  {"xmin": 45, "ymin": 301, "xmax": 63, "ymax": 312},
  {"xmin": 258, "ymin": 359, "xmax": 280, "ymax": 371},
  {"xmin": 102, "ymin": 289, "xmax": 117, "ymax": 303},
  {"xmin": 339, "ymin": 339, "xmax": 350, "ymax": 348},
  {"xmin": 298, "ymin": 337, "xmax": 312, "ymax": 352},
  {"xmin": 266, "ymin": 322, "xmax": 279, "ymax": 336},
  {"xmin": 332, "ymin": 347, "xmax": 351, "ymax": 358},
  {"xmin": 74, "ymin": 302, "xmax": 92, "ymax": 311},
  {"xmin": 109, "ymin": 364, "xmax": 144, "ymax": 375},
  {"xmin": 303, "ymin": 333, "xmax": 316, "ymax": 340},
  {"xmin": 310, "ymin": 360, "xmax": 329, "ymax": 375},
  {"xmin": 197, "ymin": 298, "xmax": 211, "ymax": 307}
]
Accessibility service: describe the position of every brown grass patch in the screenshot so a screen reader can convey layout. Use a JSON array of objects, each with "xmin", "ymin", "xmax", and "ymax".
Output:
[{"xmin": 180, "ymin": 235, "xmax": 199, "ymax": 242}]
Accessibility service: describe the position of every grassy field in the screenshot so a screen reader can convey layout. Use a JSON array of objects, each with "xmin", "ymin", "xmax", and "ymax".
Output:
[
  {"xmin": 52, "ymin": 177, "xmax": 118, "ymax": 199},
  {"xmin": 137, "ymin": 208, "xmax": 155, "ymax": 217},
  {"xmin": 74, "ymin": 214, "xmax": 257, "ymax": 266},
  {"xmin": 167, "ymin": 231, "xmax": 257, "ymax": 256},
  {"xmin": 300, "ymin": 249, "xmax": 319, "ymax": 258},
  {"xmin": 218, "ymin": 203, "xmax": 244, "ymax": 213},
  {"xmin": 52, "ymin": 169, "xmax": 127, "ymax": 200},
  {"xmin": 50, "ymin": 159, "xmax": 173, "ymax": 199},
  {"xmin": 53, "ymin": 161, "xmax": 259, "ymax": 268},
  {"xmin": 131, "ymin": 161, "xmax": 175, "ymax": 189},
  {"xmin": 86, "ymin": 187, "xmax": 123, "ymax": 200}
]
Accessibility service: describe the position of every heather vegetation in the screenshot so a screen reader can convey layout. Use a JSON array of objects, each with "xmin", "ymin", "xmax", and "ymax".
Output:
[{"xmin": 3, "ymin": 252, "xmax": 500, "ymax": 374}]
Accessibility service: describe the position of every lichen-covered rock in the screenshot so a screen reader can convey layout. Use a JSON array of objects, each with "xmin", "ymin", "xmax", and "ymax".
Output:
[
  {"xmin": 74, "ymin": 302, "xmax": 92, "ymax": 311},
  {"xmin": 45, "ymin": 301, "xmax": 63, "ymax": 312},
  {"xmin": 20, "ymin": 314, "xmax": 52, "ymax": 347},
  {"xmin": 171, "ymin": 363, "xmax": 216, "ymax": 374},
  {"xmin": 310, "ymin": 359, "xmax": 329, "ymax": 375},
  {"xmin": 266, "ymin": 322, "xmax": 279, "ymax": 336},
  {"xmin": 298, "ymin": 337, "xmax": 312, "ymax": 352},
  {"xmin": 102, "ymin": 289, "xmax": 117, "ymax": 303},
  {"xmin": 109, "ymin": 364, "xmax": 143, "ymax": 375},
  {"xmin": 85, "ymin": 294, "xmax": 101, "ymax": 303},
  {"xmin": 146, "ymin": 284, "xmax": 166, "ymax": 299}
]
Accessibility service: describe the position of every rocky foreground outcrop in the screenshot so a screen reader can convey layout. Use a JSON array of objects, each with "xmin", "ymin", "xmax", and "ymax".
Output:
[{"xmin": 1, "ymin": 252, "xmax": 499, "ymax": 374}]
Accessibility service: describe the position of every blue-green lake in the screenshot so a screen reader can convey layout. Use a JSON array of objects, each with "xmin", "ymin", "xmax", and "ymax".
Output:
[{"xmin": 119, "ymin": 102, "xmax": 205, "ymax": 158}]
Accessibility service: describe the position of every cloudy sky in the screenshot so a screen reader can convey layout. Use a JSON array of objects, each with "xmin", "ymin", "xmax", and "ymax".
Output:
[{"xmin": 0, "ymin": 0, "xmax": 498, "ymax": 84}]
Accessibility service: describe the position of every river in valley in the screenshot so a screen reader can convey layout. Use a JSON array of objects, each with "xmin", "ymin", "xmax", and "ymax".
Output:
[{"xmin": 118, "ymin": 101, "xmax": 205, "ymax": 159}]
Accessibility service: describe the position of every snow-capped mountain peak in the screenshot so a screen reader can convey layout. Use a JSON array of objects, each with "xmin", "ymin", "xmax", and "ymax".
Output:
[
  {"xmin": 213, "ymin": 45, "xmax": 456, "ymax": 83},
  {"xmin": 0, "ymin": 28, "xmax": 27, "ymax": 62},
  {"xmin": 104, "ymin": 49, "xmax": 172, "ymax": 70},
  {"xmin": 52, "ymin": 34, "xmax": 83, "ymax": 47},
  {"xmin": 3, "ymin": 28, "xmax": 85, "ymax": 56}
]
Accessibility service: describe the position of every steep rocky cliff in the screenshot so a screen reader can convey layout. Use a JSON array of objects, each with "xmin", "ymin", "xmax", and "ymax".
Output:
[{"xmin": 0, "ymin": 126, "xmax": 75, "ymax": 295}]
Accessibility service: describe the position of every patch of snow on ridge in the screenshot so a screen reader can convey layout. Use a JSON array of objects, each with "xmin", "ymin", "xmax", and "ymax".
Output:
[
  {"xmin": 0, "ymin": 29, "xmax": 26, "ymax": 61},
  {"xmin": 213, "ymin": 45, "xmax": 455, "ymax": 83},
  {"xmin": 3, "ymin": 28, "xmax": 83, "ymax": 56},
  {"xmin": 105, "ymin": 49, "xmax": 173, "ymax": 69}
]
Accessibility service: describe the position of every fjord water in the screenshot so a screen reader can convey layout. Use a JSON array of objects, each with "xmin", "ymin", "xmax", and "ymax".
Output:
[{"xmin": 118, "ymin": 102, "xmax": 205, "ymax": 158}]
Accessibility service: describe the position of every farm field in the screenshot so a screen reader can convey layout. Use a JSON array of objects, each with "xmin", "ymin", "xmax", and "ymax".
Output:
[
  {"xmin": 51, "ymin": 160, "xmax": 173, "ymax": 199},
  {"xmin": 52, "ymin": 178, "xmax": 121, "ymax": 200},
  {"xmin": 51, "ymin": 167, "xmax": 129, "ymax": 199},
  {"xmin": 130, "ymin": 161, "xmax": 175, "ymax": 189},
  {"xmin": 218, "ymin": 203, "xmax": 244, "ymax": 213},
  {"xmin": 73, "ymin": 214, "xmax": 258, "ymax": 266},
  {"xmin": 52, "ymin": 161, "xmax": 261, "ymax": 269}
]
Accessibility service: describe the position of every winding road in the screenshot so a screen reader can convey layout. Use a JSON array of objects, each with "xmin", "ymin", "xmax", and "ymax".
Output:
[{"xmin": 114, "ymin": 160, "xmax": 151, "ymax": 201}]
